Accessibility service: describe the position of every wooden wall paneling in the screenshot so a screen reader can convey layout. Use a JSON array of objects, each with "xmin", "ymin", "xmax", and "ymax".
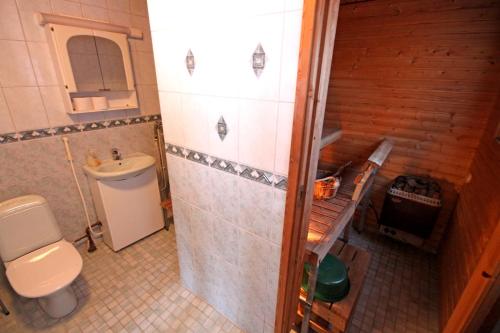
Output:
[
  {"xmin": 321, "ymin": 0, "xmax": 500, "ymax": 254},
  {"xmin": 441, "ymin": 98, "xmax": 499, "ymax": 330}
]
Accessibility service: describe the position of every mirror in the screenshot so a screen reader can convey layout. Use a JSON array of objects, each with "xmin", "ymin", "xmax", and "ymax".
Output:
[{"xmin": 67, "ymin": 35, "xmax": 128, "ymax": 92}]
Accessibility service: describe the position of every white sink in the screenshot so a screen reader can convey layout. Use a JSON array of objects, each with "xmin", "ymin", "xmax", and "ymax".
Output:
[{"xmin": 83, "ymin": 153, "xmax": 156, "ymax": 181}]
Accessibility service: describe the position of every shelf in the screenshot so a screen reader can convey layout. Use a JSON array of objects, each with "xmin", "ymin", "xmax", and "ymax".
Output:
[
  {"xmin": 320, "ymin": 127, "xmax": 342, "ymax": 149},
  {"xmin": 69, "ymin": 105, "xmax": 138, "ymax": 114}
]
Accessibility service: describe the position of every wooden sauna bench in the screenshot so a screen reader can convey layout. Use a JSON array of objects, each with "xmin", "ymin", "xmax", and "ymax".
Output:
[
  {"xmin": 299, "ymin": 139, "xmax": 393, "ymax": 333},
  {"xmin": 306, "ymin": 166, "xmax": 373, "ymax": 259}
]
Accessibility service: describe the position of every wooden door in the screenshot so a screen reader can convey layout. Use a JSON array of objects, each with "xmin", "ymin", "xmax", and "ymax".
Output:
[{"xmin": 274, "ymin": 0, "xmax": 340, "ymax": 331}]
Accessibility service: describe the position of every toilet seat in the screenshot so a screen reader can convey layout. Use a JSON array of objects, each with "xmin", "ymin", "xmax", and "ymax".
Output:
[{"xmin": 5, "ymin": 240, "xmax": 82, "ymax": 298}]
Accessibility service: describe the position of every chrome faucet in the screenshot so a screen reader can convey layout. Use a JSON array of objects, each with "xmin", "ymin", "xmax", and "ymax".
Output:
[{"xmin": 111, "ymin": 148, "xmax": 122, "ymax": 160}]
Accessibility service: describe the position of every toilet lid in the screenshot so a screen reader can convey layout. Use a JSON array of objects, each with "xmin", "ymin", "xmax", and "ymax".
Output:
[{"xmin": 5, "ymin": 240, "xmax": 82, "ymax": 298}]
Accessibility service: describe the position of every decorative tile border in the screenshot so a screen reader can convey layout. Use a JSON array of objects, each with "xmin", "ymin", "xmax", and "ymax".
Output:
[
  {"xmin": 165, "ymin": 143, "xmax": 288, "ymax": 191},
  {"xmin": 0, "ymin": 114, "xmax": 162, "ymax": 145}
]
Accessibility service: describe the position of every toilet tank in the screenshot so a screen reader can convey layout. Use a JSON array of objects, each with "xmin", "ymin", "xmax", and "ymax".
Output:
[{"xmin": 0, "ymin": 195, "xmax": 62, "ymax": 262}]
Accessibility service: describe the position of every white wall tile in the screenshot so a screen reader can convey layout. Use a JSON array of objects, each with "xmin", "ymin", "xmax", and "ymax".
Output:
[
  {"xmin": 0, "ymin": 90, "xmax": 15, "ymax": 133},
  {"xmin": 130, "ymin": 0, "xmax": 147, "ymax": 16},
  {"xmin": 80, "ymin": 0, "xmax": 108, "ymax": 7},
  {"xmin": 171, "ymin": 196, "xmax": 192, "ymax": 240},
  {"xmin": 237, "ymin": 13, "xmax": 284, "ymax": 101},
  {"xmin": 238, "ymin": 178, "xmax": 274, "ymax": 239},
  {"xmin": 239, "ymin": 0, "xmax": 285, "ymax": 16},
  {"xmin": 237, "ymin": 230, "xmax": 269, "ymax": 333},
  {"xmin": 147, "ymin": 0, "xmax": 184, "ymax": 32},
  {"xmin": 130, "ymin": 16, "xmax": 153, "ymax": 52},
  {"xmin": 151, "ymin": 30, "xmax": 182, "ymax": 92},
  {"xmin": 264, "ymin": 242, "xmax": 281, "ymax": 327},
  {"xmin": 50, "ymin": 0, "xmax": 83, "ymax": 17},
  {"xmin": 213, "ymin": 258, "xmax": 240, "ymax": 323},
  {"xmin": 137, "ymin": 84, "xmax": 160, "ymax": 115},
  {"xmin": 159, "ymin": 91, "xmax": 184, "ymax": 145},
  {"xmin": 285, "ymin": 0, "xmax": 304, "ymax": 11},
  {"xmin": 0, "ymin": 40, "xmax": 37, "ymax": 87},
  {"xmin": 108, "ymin": 9, "xmax": 131, "ymax": 26},
  {"xmin": 39, "ymin": 86, "xmax": 73, "ymax": 126},
  {"xmin": 27, "ymin": 42, "xmax": 59, "ymax": 86},
  {"xmin": 206, "ymin": 97, "xmax": 239, "ymax": 162},
  {"xmin": 213, "ymin": 217, "xmax": 240, "ymax": 266},
  {"xmin": 3, "ymin": 87, "xmax": 49, "ymax": 131},
  {"xmin": 279, "ymin": 10, "xmax": 302, "ymax": 102},
  {"xmin": 166, "ymin": 154, "xmax": 189, "ymax": 201},
  {"xmin": 238, "ymin": 230, "xmax": 269, "ymax": 297},
  {"xmin": 181, "ymin": 94, "xmax": 209, "ymax": 153},
  {"xmin": 184, "ymin": 159, "xmax": 213, "ymax": 211},
  {"xmin": 148, "ymin": 1, "xmax": 302, "ymax": 330},
  {"xmin": 0, "ymin": 0, "xmax": 160, "ymax": 133},
  {"xmin": 106, "ymin": 0, "xmax": 130, "ymax": 12},
  {"xmin": 193, "ymin": 18, "xmax": 242, "ymax": 98},
  {"xmin": 0, "ymin": 0, "xmax": 24, "ymax": 41},
  {"xmin": 189, "ymin": 205, "xmax": 215, "ymax": 260},
  {"xmin": 132, "ymin": 51, "xmax": 157, "ymax": 85},
  {"xmin": 176, "ymin": 230, "xmax": 196, "ymax": 290},
  {"xmin": 274, "ymin": 102, "xmax": 294, "ymax": 175},
  {"xmin": 16, "ymin": 0, "xmax": 51, "ymax": 11},
  {"xmin": 238, "ymin": 100, "xmax": 278, "ymax": 171},
  {"xmin": 269, "ymin": 188, "xmax": 286, "ymax": 245},
  {"xmin": 210, "ymin": 168, "xmax": 240, "ymax": 224},
  {"xmin": 82, "ymin": 4, "xmax": 110, "ymax": 21},
  {"xmin": 18, "ymin": 9, "xmax": 48, "ymax": 42}
]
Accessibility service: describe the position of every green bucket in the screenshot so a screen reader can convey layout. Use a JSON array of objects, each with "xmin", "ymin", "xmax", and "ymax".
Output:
[{"xmin": 302, "ymin": 254, "xmax": 350, "ymax": 303}]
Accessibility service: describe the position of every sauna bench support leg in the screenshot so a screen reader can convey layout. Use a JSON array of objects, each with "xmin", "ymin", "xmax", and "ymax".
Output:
[{"xmin": 301, "ymin": 252, "xmax": 320, "ymax": 333}]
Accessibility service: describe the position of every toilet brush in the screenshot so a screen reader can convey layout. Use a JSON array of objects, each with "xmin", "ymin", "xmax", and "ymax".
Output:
[
  {"xmin": 86, "ymin": 227, "xmax": 97, "ymax": 253},
  {"xmin": 0, "ymin": 297, "xmax": 9, "ymax": 316}
]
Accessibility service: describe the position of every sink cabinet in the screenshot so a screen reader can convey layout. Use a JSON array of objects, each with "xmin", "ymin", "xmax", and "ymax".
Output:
[{"xmin": 88, "ymin": 166, "xmax": 164, "ymax": 251}]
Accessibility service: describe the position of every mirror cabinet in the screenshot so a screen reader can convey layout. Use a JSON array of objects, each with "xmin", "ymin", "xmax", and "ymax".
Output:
[{"xmin": 46, "ymin": 24, "xmax": 138, "ymax": 113}]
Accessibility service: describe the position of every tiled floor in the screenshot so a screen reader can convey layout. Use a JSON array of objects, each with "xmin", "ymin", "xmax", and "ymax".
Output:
[
  {"xmin": 0, "ymin": 228, "xmax": 242, "ymax": 333},
  {"xmin": 347, "ymin": 229, "xmax": 440, "ymax": 333},
  {"xmin": 0, "ymin": 226, "xmax": 439, "ymax": 333}
]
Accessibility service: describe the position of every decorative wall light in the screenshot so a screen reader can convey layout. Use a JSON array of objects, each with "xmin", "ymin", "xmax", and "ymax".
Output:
[
  {"xmin": 185, "ymin": 49, "xmax": 195, "ymax": 75},
  {"xmin": 216, "ymin": 116, "xmax": 228, "ymax": 141},
  {"xmin": 252, "ymin": 43, "xmax": 266, "ymax": 77}
]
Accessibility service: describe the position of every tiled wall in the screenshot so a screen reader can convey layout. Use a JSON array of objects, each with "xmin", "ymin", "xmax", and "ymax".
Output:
[
  {"xmin": 0, "ymin": 0, "xmax": 162, "ymax": 239},
  {"xmin": 0, "ymin": 120, "xmax": 162, "ymax": 241},
  {"xmin": 0, "ymin": 0, "xmax": 159, "ymax": 135},
  {"xmin": 148, "ymin": 0, "xmax": 303, "ymax": 332}
]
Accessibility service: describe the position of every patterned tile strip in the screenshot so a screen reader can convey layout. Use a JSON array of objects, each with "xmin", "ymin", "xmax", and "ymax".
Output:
[
  {"xmin": 0, "ymin": 114, "xmax": 162, "ymax": 145},
  {"xmin": 165, "ymin": 143, "xmax": 288, "ymax": 191}
]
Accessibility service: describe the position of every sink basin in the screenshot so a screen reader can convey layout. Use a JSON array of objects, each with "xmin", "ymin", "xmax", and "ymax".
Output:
[{"xmin": 83, "ymin": 153, "xmax": 156, "ymax": 181}]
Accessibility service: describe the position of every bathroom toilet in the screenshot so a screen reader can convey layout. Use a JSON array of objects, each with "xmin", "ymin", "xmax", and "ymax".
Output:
[{"xmin": 0, "ymin": 195, "xmax": 83, "ymax": 318}]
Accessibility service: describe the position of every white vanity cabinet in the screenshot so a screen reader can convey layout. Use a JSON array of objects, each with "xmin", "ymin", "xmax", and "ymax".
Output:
[{"xmin": 88, "ymin": 166, "xmax": 164, "ymax": 251}]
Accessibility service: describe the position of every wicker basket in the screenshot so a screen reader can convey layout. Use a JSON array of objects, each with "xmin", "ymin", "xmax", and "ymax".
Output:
[{"xmin": 314, "ymin": 176, "xmax": 341, "ymax": 200}]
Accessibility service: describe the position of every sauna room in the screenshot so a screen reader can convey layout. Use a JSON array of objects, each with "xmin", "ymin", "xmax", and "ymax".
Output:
[{"xmin": 277, "ymin": 1, "xmax": 500, "ymax": 333}]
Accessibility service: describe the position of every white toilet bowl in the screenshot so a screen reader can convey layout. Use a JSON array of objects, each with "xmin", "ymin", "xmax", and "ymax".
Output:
[{"xmin": 0, "ymin": 195, "xmax": 83, "ymax": 318}]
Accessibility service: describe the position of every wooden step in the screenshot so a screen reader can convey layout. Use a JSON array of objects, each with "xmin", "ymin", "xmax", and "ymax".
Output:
[
  {"xmin": 298, "ymin": 241, "xmax": 371, "ymax": 333},
  {"xmin": 320, "ymin": 127, "xmax": 342, "ymax": 149}
]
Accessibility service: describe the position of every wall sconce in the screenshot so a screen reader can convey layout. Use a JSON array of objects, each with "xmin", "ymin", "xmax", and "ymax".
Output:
[
  {"xmin": 252, "ymin": 43, "xmax": 266, "ymax": 77},
  {"xmin": 186, "ymin": 49, "xmax": 195, "ymax": 75}
]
